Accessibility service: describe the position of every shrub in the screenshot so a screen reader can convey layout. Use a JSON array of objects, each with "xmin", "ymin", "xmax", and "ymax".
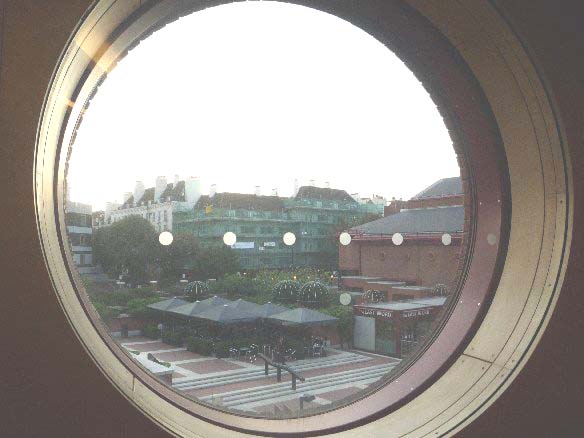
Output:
[
  {"xmin": 142, "ymin": 324, "xmax": 160, "ymax": 340},
  {"xmin": 214, "ymin": 341, "xmax": 231, "ymax": 359},
  {"xmin": 184, "ymin": 281, "xmax": 210, "ymax": 301},
  {"xmin": 162, "ymin": 330, "xmax": 185, "ymax": 347},
  {"xmin": 186, "ymin": 337, "xmax": 214, "ymax": 356}
]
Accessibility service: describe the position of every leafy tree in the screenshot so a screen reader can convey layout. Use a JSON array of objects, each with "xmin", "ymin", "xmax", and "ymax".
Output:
[
  {"xmin": 322, "ymin": 305, "xmax": 354, "ymax": 349},
  {"xmin": 127, "ymin": 297, "xmax": 163, "ymax": 318},
  {"xmin": 158, "ymin": 232, "xmax": 201, "ymax": 281},
  {"xmin": 93, "ymin": 216, "xmax": 160, "ymax": 284}
]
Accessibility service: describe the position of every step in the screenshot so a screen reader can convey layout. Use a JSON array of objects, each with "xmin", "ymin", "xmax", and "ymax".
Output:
[
  {"xmin": 202, "ymin": 363, "xmax": 394, "ymax": 403},
  {"xmin": 174, "ymin": 353, "xmax": 371, "ymax": 390},
  {"xmin": 219, "ymin": 366, "xmax": 395, "ymax": 408}
]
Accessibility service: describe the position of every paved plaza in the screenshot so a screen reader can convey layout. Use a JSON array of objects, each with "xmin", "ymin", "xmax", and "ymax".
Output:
[{"xmin": 120, "ymin": 337, "xmax": 400, "ymax": 414}]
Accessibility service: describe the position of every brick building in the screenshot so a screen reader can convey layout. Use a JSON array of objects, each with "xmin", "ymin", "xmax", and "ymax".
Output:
[{"xmin": 338, "ymin": 177, "xmax": 467, "ymax": 358}]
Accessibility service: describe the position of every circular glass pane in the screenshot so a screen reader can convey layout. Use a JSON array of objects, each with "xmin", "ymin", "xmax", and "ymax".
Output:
[{"xmin": 63, "ymin": 1, "xmax": 466, "ymax": 419}]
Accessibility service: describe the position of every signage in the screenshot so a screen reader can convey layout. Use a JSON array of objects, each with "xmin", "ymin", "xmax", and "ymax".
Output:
[
  {"xmin": 354, "ymin": 306, "xmax": 393, "ymax": 319},
  {"xmin": 231, "ymin": 242, "xmax": 254, "ymax": 249},
  {"xmin": 263, "ymin": 241, "xmax": 276, "ymax": 247},
  {"xmin": 402, "ymin": 308, "xmax": 431, "ymax": 318}
]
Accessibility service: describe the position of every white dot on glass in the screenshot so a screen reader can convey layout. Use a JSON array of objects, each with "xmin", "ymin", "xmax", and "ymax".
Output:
[
  {"xmin": 223, "ymin": 231, "xmax": 237, "ymax": 246},
  {"xmin": 283, "ymin": 232, "xmax": 296, "ymax": 246},
  {"xmin": 339, "ymin": 232, "xmax": 352, "ymax": 246},
  {"xmin": 441, "ymin": 233, "xmax": 452, "ymax": 246},
  {"xmin": 158, "ymin": 231, "xmax": 173, "ymax": 246},
  {"xmin": 487, "ymin": 233, "xmax": 497, "ymax": 246},
  {"xmin": 392, "ymin": 233, "xmax": 404, "ymax": 246}
]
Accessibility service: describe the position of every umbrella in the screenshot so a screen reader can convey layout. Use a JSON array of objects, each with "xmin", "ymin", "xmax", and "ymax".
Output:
[
  {"xmin": 268, "ymin": 307, "xmax": 338, "ymax": 326},
  {"xmin": 147, "ymin": 297, "xmax": 189, "ymax": 312},
  {"xmin": 169, "ymin": 296, "xmax": 231, "ymax": 318},
  {"xmin": 258, "ymin": 302, "xmax": 289, "ymax": 318}
]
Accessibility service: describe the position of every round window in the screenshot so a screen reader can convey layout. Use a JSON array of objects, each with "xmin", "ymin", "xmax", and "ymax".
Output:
[{"xmin": 35, "ymin": 0, "xmax": 569, "ymax": 436}]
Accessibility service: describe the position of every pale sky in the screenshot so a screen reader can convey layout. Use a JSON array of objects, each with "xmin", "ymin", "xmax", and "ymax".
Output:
[{"xmin": 67, "ymin": 1, "xmax": 459, "ymax": 210}]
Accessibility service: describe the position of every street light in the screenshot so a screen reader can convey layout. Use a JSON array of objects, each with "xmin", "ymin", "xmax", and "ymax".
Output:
[{"xmin": 283, "ymin": 231, "xmax": 296, "ymax": 268}]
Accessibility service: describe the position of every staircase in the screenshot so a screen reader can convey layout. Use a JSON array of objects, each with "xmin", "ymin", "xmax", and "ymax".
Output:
[{"xmin": 173, "ymin": 351, "xmax": 372, "ymax": 392}]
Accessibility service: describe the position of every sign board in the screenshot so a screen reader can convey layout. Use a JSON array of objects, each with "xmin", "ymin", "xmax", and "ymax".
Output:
[
  {"xmin": 354, "ymin": 306, "xmax": 393, "ymax": 319},
  {"xmin": 231, "ymin": 242, "xmax": 254, "ymax": 249},
  {"xmin": 263, "ymin": 241, "xmax": 276, "ymax": 247}
]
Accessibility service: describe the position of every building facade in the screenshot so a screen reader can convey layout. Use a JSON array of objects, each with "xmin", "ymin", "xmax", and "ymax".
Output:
[
  {"xmin": 65, "ymin": 200, "xmax": 94, "ymax": 273},
  {"xmin": 174, "ymin": 186, "xmax": 383, "ymax": 270},
  {"xmin": 339, "ymin": 177, "xmax": 468, "ymax": 358},
  {"xmin": 95, "ymin": 176, "xmax": 203, "ymax": 232}
]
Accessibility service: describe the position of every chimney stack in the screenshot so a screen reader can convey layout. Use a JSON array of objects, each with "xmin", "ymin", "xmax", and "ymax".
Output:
[
  {"xmin": 309, "ymin": 179, "xmax": 315, "ymax": 186},
  {"xmin": 254, "ymin": 185, "xmax": 261, "ymax": 196},
  {"xmin": 155, "ymin": 176, "xmax": 167, "ymax": 201},
  {"xmin": 123, "ymin": 192, "xmax": 132, "ymax": 204},
  {"xmin": 185, "ymin": 176, "xmax": 202, "ymax": 205},
  {"xmin": 134, "ymin": 181, "xmax": 145, "ymax": 205},
  {"xmin": 209, "ymin": 184, "xmax": 217, "ymax": 197},
  {"xmin": 293, "ymin": 179, "xmax": 299, "ymax": 196},
  {"xmin": 325, "ymin": 181, "xmax": 330, "ymax": 188},
  {"xmin": 271, "ymin": 188, "xmax": 278, "ymax": 196}
]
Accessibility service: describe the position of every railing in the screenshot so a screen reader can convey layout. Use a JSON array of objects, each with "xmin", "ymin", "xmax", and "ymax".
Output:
[{"xmin": 257, "ymin": 353, "xmax": 305, "ymax": 390}]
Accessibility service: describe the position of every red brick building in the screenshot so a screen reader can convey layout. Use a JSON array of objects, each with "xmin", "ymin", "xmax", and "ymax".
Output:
[{"xmin": 339, "ymin": 177, "xmax": 466, "ymax": 302}]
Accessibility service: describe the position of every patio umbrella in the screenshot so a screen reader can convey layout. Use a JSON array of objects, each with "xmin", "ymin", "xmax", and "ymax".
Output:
[
  {"xmin": 258, "ymin": 302, "xmax": 289, "ymax": 318},
  {"xmin": 168, "ymin": 296, "xmax": 231, "ymax": 318},
  {"xmin": 147, "ymin": 297, "xmax": 189, "ymax": 312},
  {"xmin": 268, "ymin": 307, "xmax": 338, "ymax": 326}
]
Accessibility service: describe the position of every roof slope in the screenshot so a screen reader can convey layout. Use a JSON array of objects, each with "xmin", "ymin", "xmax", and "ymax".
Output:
[
  {"xmin": 352, "ymin": 205, "xmax": 464, "ymax": 235},
  {"xmin": 295, "ymin": 186, "xmax": 356, "ymax": 203},
  {"xmin": 412, "ymin": 177, "xmax": 462, "ymax": 200},
  {"xmin": 195, "ymin": 193, "xmax": 285, "ymax": 211}
]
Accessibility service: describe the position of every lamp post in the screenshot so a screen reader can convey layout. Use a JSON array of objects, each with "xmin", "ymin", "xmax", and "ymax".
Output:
[{"xmin": 283, "ymin": 232, "xmax": 296, "ymax": 269}]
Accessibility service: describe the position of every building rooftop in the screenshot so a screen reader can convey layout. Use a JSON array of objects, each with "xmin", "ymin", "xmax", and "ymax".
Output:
[
  {"xmin": 195, "ymin": 193, "xmax": 286, "ymax": 211},
  {"xmin": 295, "ymin": 186, "xmax": 357, "ymax": 203},
  {"xmin": 411, "ymin": 176, "xmax": 462, "ymax": 200},
  {"xmin": 351, "ymin": 205, "xmax": 464, "ymax": 235},
  {"xmin": 357, "ymin": 296, "xmax": 447, "ymax": 311},
  {"xmin": 121, "ymin": 180, "xmax": 186, "ymax": 209}
]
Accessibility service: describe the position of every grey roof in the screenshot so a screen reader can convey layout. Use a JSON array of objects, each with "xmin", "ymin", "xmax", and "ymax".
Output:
[
  {"xmin": 258, "ymin": 302, "xmax": 290, "ymax": 318},
  {"xmin": 147, "ymin": 297, "xmax": 189, "ymax": 312},
  {"xmin": 120, "ymin": 181, "xmax": 186, "ymax": 209},
  {"xmin": 169, "ymin": 296, "xmax": 232, "ymax": 317},
  {"xmin": 194, "ymin": 193, "xmax": 285, "ymax": 211},
  {"xmin": 352, "ymin": 205, "xmax": 464, "ymax": 235},
  {"xmin": 412, "ymin": 177, "xmax": 462, "ymax": 200},
  {"xmin": 195, "ymin": 299, "xmax": 263, "ymax": 324},
  {"xmin": 295, "ymin": 186, "xmax": 357, "ymax": 203},
  {"xmin": 268, "ymin": 307, "xmax": 338, "ymax": 326}
]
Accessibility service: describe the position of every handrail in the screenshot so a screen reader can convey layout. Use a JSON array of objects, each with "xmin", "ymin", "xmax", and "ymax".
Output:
[{"xmin": 257, "ymin": 353, "xmax": 305, "ymax": 390}]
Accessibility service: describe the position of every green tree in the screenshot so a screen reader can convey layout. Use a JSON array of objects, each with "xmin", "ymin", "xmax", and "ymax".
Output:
[
  {"xmin": 322, "ymin": 305, "xmax": 354, "ymax": 349},
  {"xmin": 158, "ymin": 232, "xmax": 201, "ymax": 281},
  {"xmin": 93, "ymin": 216, "xmax": 160, "ymax": 284}
]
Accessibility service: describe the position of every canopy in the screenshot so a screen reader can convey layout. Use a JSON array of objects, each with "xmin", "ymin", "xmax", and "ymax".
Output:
[
  {"xmin": 258, "ymin": 302, "xmax": 289, "ymax": 318},
  {"xmin": 146, "ymin": 297, "xmax": 189, "ymax": 312},
  {"xmin": 195, "ymin": 299, "xmax": 263, "ymax": 324},
  {"xmin": 168, "ymin": 296, "xmax": 231, "ymax": 318},
  {"xmin": 267, "ymin": 307, "xmax": 338, "ymax": 326}
]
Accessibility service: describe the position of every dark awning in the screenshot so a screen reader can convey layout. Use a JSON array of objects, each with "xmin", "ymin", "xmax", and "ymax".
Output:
[
  {"xmin": 147, "ymin": 297, "xmax": 189, "ymax": 312},
  {"xmin": 268, "ymin": 307, "xmax": 338, "ymax": 326},
  {"xmin": 168, "ymin": 296, "xmax": 231, "ymax": 318},
  {"xmin": 195, "ymin": 299, "xmax": 263, "ymax": 324},
  {"xmin": 258, "ymin": 302, "xmax": 290, "ymax": 318}
]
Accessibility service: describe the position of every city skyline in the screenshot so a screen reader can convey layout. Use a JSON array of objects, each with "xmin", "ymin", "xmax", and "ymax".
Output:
[{"xmin": 66, "ymin": 1, "xmax": 459, "ymax": 211}]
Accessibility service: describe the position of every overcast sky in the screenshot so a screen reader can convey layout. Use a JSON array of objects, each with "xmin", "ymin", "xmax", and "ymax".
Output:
[{"xmin": 67, "ymin": 1, "xmax": 459, "ymax": 210}]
